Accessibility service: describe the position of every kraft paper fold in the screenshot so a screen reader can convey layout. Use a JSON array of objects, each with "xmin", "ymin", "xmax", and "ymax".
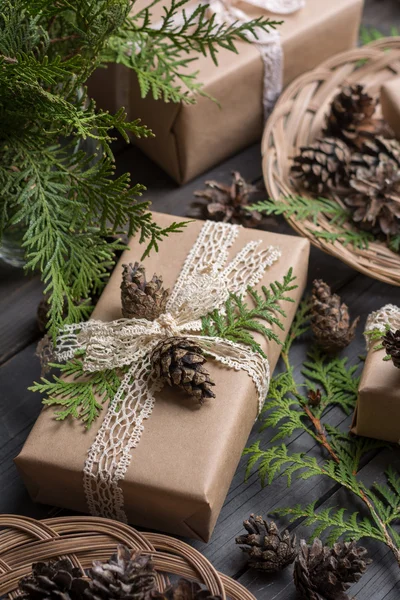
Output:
[
  {"xmin": 352, "ymin": 347, "xmax": 400, "ymax": 444},
  {"xmin": 16, "ymin": 213, "xmax": 310, "ymax": 541},
  {"xmin": 381, "ymin": 77, "xmax": 400, "ymax": 140},
  {"xmin": 88, "ymin": 0, "xmax": 363, "ymax": 184}
]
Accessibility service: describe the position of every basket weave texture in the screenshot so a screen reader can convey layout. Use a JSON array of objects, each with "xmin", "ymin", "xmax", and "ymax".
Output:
[
  {"xmin": 0, "ymin": 515, "xmax": 255, "ymax": 600},
  {"xmin": 262, "ymin": 37, "xmax": 400, "ymax": 286}
]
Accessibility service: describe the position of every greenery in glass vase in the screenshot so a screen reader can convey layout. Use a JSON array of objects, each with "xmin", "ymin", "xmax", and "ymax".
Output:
[{"xmin": 0, "ymin": 0, "xmax": 278, "ymax": 339}]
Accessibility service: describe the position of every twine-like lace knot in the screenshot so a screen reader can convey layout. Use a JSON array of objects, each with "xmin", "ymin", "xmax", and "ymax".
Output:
[{"xmin": 156, "ymin": 312, "xmax": 181, "ymax": 337}]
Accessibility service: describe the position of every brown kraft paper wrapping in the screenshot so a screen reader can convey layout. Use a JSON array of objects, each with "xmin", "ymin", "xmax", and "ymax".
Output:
[
  {"xmin": 88, "ymin": 0, "xmax": 363, "ymax": 184},
  {"xmin": 16, "ymin": 213, "xmax": 310, "ymax": 542},
  {"xmin": 381, "ymin": 76, "xmax": 400, "ymax": 140},
  {"xmin": 352, "ymin": 347, "xmax": 400, "ymax": 444}
]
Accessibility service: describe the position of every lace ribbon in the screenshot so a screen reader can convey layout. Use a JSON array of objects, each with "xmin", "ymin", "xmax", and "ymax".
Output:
[
  {"xmin": 52, "ymin": 221, "xmax": 281, "ymax": 522},
  {"xmin": 364, "ymin": 304, "xmax": 400, "ymax": 350}
]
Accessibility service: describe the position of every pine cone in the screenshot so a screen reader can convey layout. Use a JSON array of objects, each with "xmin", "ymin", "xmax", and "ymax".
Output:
[
  {"xmin": 121, "ymin": 262, "xmax": 170, "ymax": 321},
  {"xmin": 291, "ymin": 137, "xmax": 351, "ymax": 195},
  {"xmin": 382, "ymin": 329, "xmax": 400, "ymax": 368},
  {"xmin": 294, "ymin": 538, "xmax": 371, "ymax": 600},
  {"xmin": 151, "ymin": 337, "xmax": 216, "ymax": 404},
  {"xmin": 190, "ymin": 171, "xmax": 263, "ymax": 227},
  {"xmin": 311, "ymin": 280, "xmax": 359, "ymax": 353},
  {"xmin": 19, "ymin": 558, "xmax": 88, "ymax": 600},
  {"xmin": 324, "ymin": 84, "xmax": 378, "ymax": 149},
  {"xmin": 345, "ymin": 160, "xmax": 400, "ymax": 236},
  {"xmin": 351, "ymin": 135, "xmax": 400, "ymax": 171},
  {"xmin": 235, "ymin": 515, "xmax": 297, "ymax": 572},
  {"xmin": 87, "ymin": 545, "xmax": 157, "ymax": 600},
  {"xmin": 152, "ymin": 579, "xmax": 222, "ymax": 599}
]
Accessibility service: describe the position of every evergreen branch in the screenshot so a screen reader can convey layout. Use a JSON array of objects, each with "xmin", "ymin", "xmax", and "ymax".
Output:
[
  {"xmin": 201, "ymin": 268, "xmax": 298, "ymax": 357},
  {"xmin": 30, "ymin": 356, "xmax": 125, "ymax": 428}
]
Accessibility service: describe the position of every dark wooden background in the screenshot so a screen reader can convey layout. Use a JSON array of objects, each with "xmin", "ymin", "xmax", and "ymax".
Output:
[{"xmin": 1, "ymin": 1, "xmax": 400, "ymax": 597}]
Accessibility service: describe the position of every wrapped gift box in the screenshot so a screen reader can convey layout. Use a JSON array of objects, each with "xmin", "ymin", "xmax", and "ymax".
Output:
[
  {"xmin": 352, "ymin": 347, "xmax": 400, "ymax": 444},
  {"xmin": 16, "ymin": 213, "xmax": 309, "ymax": 541},
  {"xmin": 88, "ymin": 0, "xmax": 364, "ymax": 184},
  {"xmin": 381, "ymin": 76, "xmax": 400, "ymax": 139}
]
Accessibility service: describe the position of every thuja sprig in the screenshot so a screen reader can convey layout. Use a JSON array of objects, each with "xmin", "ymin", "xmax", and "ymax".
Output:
[
  {"xmin": 250, "ymin": 196, "xmax": 376, "ymax": 250},
  {"xmin": 244, "ymin": 301, "xmax": 400, "ymax": 567},
  {"xmin": 30, "ymin": 355, "xmax": 127, "ymax": 428},
  {"xmin": 201, "ymin": 268, "xmax": 298, "ymax": 357}
]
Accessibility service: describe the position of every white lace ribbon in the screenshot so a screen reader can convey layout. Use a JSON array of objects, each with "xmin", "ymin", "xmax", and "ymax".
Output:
[
  {"xmin": 53, "ymin": 221, "xmax": 281, "ymax": 522},
  {"xmin": 364, "ymin": 304, "xmax": 400, "ymax": 349}
]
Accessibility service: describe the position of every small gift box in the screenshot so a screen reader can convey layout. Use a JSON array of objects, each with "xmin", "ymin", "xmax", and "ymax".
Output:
[
  {"xmin": 381, "ymin": 76, "xmax": 400, "ymax": 140},
  {"xmin": 352, "ymin": 305, "xmax": 400, "ymax": 444},
  {"xmin": 16, "ymin": 213, "xmax": 309, "ymax": 541},
  {"xmin": 88, "ymin": 0, "xmax": 363, "ymax": 184}
]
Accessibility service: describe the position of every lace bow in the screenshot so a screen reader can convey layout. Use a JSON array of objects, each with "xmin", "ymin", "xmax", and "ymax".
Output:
[
  {"xmin": 51, "ymin": 221, "xmax": 281, "ymax": 522},
  {"xmin": 364, "ymin": 304, "xmax": 400, "ymax": 349}
]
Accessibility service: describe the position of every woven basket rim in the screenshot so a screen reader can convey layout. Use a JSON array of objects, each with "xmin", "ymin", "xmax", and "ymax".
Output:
[
  {"xmin": 0, "ymin": 515, "xmax": 256, "ymax": 600},
  {"xmin": 262, "ymin": 36, "xmax": 400, "ymax": 286}
]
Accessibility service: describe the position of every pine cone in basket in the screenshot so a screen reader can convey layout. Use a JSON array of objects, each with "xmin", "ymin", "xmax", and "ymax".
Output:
[
  {"xmin": 345, "ymin": 160, "xmax": 400, "ymax": 236},
  {"xmin": 311, "ymin": 280, "xmax": 359, "ymax": 353},
  {"xmin": 121, "ymin": 262, "xmax": 170, "ymax": 321},
  {"xmin": 351, "ymin": 135, "xmax": 400, "ymax": 171},
  {"xmin": 87, "ymin": 545, "xmax": 157, "ymax": 600},
  {"xmin": 324, "ymin": 84, "xmax": 378, "ymax": 149},
  {"xmin": 382, "ymin": 329, "xmax": 400, "ymax": 368},
  {"xmin": 236, "ymin": 514, "xmax": 297, "ymax": 572},
  {"xmin": 153, "ymin": 579, "xmax": 222, "ymax": 599},
  {"xmin": 189, "ymin": 171, "xmax": 263, "ymax": 227},
  {"xmin": 291, "ymin": 137, "xmax": 351, "ymax": 195},
  {"xmin": 19, "ymin": 558, "xmax": 88, "ymax": 600},
  {"xmin": 151, "ymin": 336, "xmax": 216, "ymax": 403},
  {"xmin": 293, "ymin": 538, "xmax": 371, "ymax": 600}
]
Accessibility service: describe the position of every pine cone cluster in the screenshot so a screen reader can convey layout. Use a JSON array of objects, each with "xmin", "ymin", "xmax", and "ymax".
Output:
[
  {"xmin": 311, "ymin": 279, "xmax": 359, "ymax": 353},
  {"xmin": 151, "ymin": 336, "xmax": 216, "ymax": 404},
  {"xmin": 121, "ymin": 262, "xmax": 169, "ymax": 321},
  {"xmin": 190, "ymin": 171, "xmax": 264, "ymax": 227},
  {"xmin": 236, "ymin": 515, "xmax": 297, "ymax": 572},
  {"xmin": 294, "ymin": 538, "xmax": 371, "ymax": 600},
  {"xmin": 291, "ymin": 84, "xmax": 400, "ymax": 240},
  {"xmin": 19, "ymin": 559, "xmax": 88, "ymax": 600},
  {"xmin": 382, "ymin": 328, "xmax": 400, "ymax": 368}
]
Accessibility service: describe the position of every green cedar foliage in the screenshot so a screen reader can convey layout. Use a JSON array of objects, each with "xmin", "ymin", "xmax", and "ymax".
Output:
[
  {"xmin": 0, "ymin": 0, "xmax": 279, "ymax": 339},
  {"xmin": 244, "ymin": 301, "xmax": 400, "ymax": 568}
]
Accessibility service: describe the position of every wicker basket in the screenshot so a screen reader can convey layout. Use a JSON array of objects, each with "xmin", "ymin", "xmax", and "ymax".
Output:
[
  {"xmin": 0, "ymin": 515, "xmax": 255, "ymax": 600},
  {"xmin": 262, "ymin": 37, "xmax": 400, "ymax": 286}
]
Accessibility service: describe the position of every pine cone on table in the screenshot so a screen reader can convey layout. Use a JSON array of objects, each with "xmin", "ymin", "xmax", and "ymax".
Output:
[
  {"xmin": 345, "ymin": 160, "xmax": 400, "ymax": 236},
  {"xmin": 291, "ymin": 137, "xmax": 351, "ymax": 195},
  {"xmin": 324, "ymin": 84, "xmax": 378, "ymax": 149},
  {"xmin": 19, "ymin": 558, "xmax": 88, "ymax": 600},
  {"xmin": 190, "ymin": 171, "xmax": 264, "ymax": 227},
  {"xmin": 311, "ymin": 280, "xmax": 359, "ymax": 354},
  {"xmin": 121, "ymin": 262, "xmax": 170, "ymax": 321},
  {"xmin": 235, "ymin": 515, "xmax": 297, "ymax": 572},
  {"xmin": 151, "ymin": 337, "xmax": 216, "ymax": 404},
  {"xmin": 87, "ymin": 545, "xmax": 157, "ymax": 600},
  {"xmin": 294, "ymin": 538, "xmax": 371, "ymax": 600},
  {"xmin": 152, "ymin": 579, "xmax": 222, "ymax": 599},
  {"xmin": 382, "ymin": 329, "xmax": 400, "ymax": 368}
]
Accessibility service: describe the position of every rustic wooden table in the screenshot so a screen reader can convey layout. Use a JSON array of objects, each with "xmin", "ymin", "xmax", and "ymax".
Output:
[{"xmin": 1, "ymin": 1, "xmax": 400, "ymax": 598}]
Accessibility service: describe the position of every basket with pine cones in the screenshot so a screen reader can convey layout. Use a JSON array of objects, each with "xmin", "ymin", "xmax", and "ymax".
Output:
[
  {"xmin": 0, "ymin": 515, "xmax": 256, "ymax": 600},
  {"xmin": 260, "ymin": 38, "xmax": 400, "ymax": 286}
]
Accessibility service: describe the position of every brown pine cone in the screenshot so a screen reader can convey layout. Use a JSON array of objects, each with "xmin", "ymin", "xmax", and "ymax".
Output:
[
  {"xmin": 152, "ymin": 579, "xmax": 222, "ymax": 599},
  {"xmin": 19, "ymin": 558, "xmax": 88, "ymax": 600},
  {"xmin": 294, "ymin": 538, "xmax": 371, "ymax": 600},
  {"xmin": 324, "ymin": 84, "xmax": 378, "ymax": 149},
  {"xmin": 121, "ymin": 262, "xmax": 170, "ymax": 321},
  {"xmin": 291, "ymin": 137, "xmax": 351, "ymax": 195},
  {"xmin": 345, "ymin": 160, "xmax": 400, "ymax": 236},
  {"xmin": 351, "ymin": 135, "xmax": 400, "ymax": 171},
  {"xmin": 236, "ymin": 515, "xmax": 297, "ymax": 572},
  {"xmin": 151, "ymin": 337, "xmax": 216, "ymax": 404},
  {"xmin": 382, "ymin": 329, "xmax": 400, "ymax": 368},
  {"xmin": 190, "ymin": 171, "xmax": 264, "ymax": 228},
  {"xmin": 87, "ymin": 545, "xmax": 157, "ymax": 600},
  {"xmin": 311, "ymin": 280, "xmax": 359, "ymax": 354}
]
